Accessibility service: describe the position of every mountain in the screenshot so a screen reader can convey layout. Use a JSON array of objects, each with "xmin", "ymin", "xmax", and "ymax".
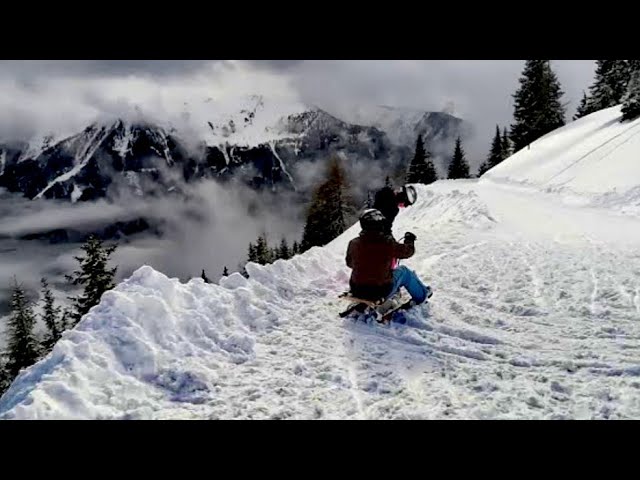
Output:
[
  {"xmin": 340, "ymin": 104, "xmax": 469, "ymax": 175},
  {"xmin": 344, "ymin": 104, "xmax": 467, "ymax": 147},
  {"xmin": 0, "ymin": 97, "xmax": 465, "ymax": 202},
  {"xmin": 2, "ymin": 106, "xmax": 640, "ymax": 419}
]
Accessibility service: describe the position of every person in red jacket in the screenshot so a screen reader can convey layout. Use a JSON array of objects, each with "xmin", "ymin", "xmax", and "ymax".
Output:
[{"xmin": 346, "ymin": 209, "xmax": 430, "ymax": 305}]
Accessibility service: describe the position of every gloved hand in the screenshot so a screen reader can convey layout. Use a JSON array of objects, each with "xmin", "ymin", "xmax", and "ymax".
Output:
[{"xmin": 404, "ymin": 232, "xmax": 417, "ymax": 243}]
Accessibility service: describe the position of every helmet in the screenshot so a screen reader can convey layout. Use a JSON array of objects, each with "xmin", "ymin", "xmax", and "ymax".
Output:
[
  {"xmin": 398, "ymin": 185, "xmax": 417, "ymax": 206},
  {"xmin": 359, "ymin": 209, "xmax": 386, "ymax": 232}
]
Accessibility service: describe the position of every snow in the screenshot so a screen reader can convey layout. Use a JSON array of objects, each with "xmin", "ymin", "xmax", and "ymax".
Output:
[
  {"xmin": 3, "ymin": 109, "xmax": 640, "ymax": 419},
  {"xmin": 34, "ymin": 124, "xmax": 116, "ymax": 200},
  {"xmin": 0, "ymin": 150, "xmax": 5, "ymax": 176},
  {"xmin": 483, "ymin": 106, "xmax": 640, "ymax": 214},
  {"xmin": 174, "ymin": 95, "xmax": 311, "ymax": 149},
  {"xmin": 70, "ymin": 184, "xmax": 83, "ymax": 203},
  {"xmin": 112, "ymin": 122, "xmax": 133, "ymax": 159},
  {"xmin": 268, "ymin": 141, "xmax": 296, "ymax": 189},
  {"xmin": 4, "ymin": 174, "xmax": 640, "ymax": 418},
  {"xmin": 16, "ymin": 133, "xmax": 62, "ymax": 164}
]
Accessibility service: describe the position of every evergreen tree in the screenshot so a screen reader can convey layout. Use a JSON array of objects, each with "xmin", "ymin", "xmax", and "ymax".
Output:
[
  {"xmin": 201, "ymin": 269, "xmax": 210, "ymax": 283},
  {"xmin": 365, "ymin": 190, "xmax": 374, "ymax": 208},
  {"xmin": 222, "ymin": 266, "xmax": 229, "ymax": 277},
  {"xmin": 301, "ymin": 156, "xmax": 348, "ymax": 251},
  {"xmin": 501, "ymin": 127, "xmax": 512, "ymax": 159},
  {"xmin": 486, "ymin": 125, "xmax": 504, "ymax": 169},
  {"xmin": 278, "ymin": 238, "xmax": 291, "ymax": 260},
  {"xmin": 477, "ymin": 161, "xmax": 491, "ymax": 177},
  {"xmin": 247, "ymin": 242, "xmax": 257, "ymax": 263},
  {"xmin": 40, "ymin": 278, "xmax": 62, "ymax": 352},
  {"xmin": 406, "ymin": 134, "xmax": 438, "ymax": 185},
  {"xmin": 447, "ymin": 137, "xmax": 470, "ymax": 179},
  {"xmin": 6, "ymin": 280, "xmax": 39, "ymax": 378},
  {"xmin": 59, "ymin": 308, "xmax": 72, "ymax": 332},
  {"xmin": 385, "ymin": 176, "xmax": 392, "ymax": 188},
  {"xmin": 587, "ymin": 60, "xmax": 630, "ymax": 112},
  {"xmin": 0, "ymin": 355, "xmax": 11, "ymax": 395},
  {"xmin": 65, "ymin": 235, "xmax": 118, "ymax": 326},
  {"xmin": 254, "ymin": 234, "xmax": 271, "ymax": 265},
  {"xmin": 510, "ymin": 60, "xmax": 565, "ymax": 151},
  {"xmin": 621, "ymin": 69, "xmax": 640, "ymax": 121},
  {"xmin": 574, "ymin": 91, "xmax": 592, "ymax": 120},
  {"xmin": 292, "ymin": 241, "xmax": 300, "ymax": 256}
]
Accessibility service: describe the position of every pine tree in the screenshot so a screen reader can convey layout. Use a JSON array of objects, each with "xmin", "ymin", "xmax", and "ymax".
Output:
[
  {"xmin": 501, "ymin": 127, "xmax": 512, "ymax": 159},
  {"xmin": 278, "ymin": 238, "xmax": 291, "ymax": 260},
  {"xmin": 254, "ymin": 234, "xmax": 271, "ymax": 265},
  {"xmin": 621, "ymin": 69, "xmax": 640, "ymax": 121},
  {"xmin": 477, "ymin": 161, "xmax": 491, "ymax": 177},
  {"xmin": 40, "ymin": 278, "xmax": 62, "ymax": 352},
  {"xmin": 574, "ymin": 91, "xmax": 592, "ymax": 120},
  {"xmin": 222, "ymin": 266, "xmax": 229, "ymax": 277},
  {"xmin": 0, "ymin": 355, "xmax": 11, "ymax": 395},
  {"xmin": 247, "ymin": 242, "xmax": 257, "ymax": 263},
  {"xmin": 510, "ymin": 60, "xmax": 566, "ymax": 152},
  {"xmin": 406, "ymin": 134, "xmax": 438, "ymax": 185},
  {"xmin": 384, "ymin": 176, "xmax": 392, "ymax": 188},
  {"xmin": 65, "ymin": 236, "xmax": 118, "ymax": 326},
  {"xmin": 6, "ymin": 280, "xmax": 39, "ymax": 378},
  {"xmin": 201, "ymin": 269, "xmax": 210, "ymax": 283},
  {"xmin": 486, "ymin": 125, "xmax": 504, "ymax": 170},
  {"xmin": 58, "ymin": 308, "xmax": 72, "ymax": 332},
  {"xmin": 447, "ymin": 137, "xmax": 470, "ymax": 179},
  {"xmin": 587, "ymin": 60, "xmax": 630, "ymax": 112},
  {"xmin": 365, "ymin": 190, "xmax": 374, "ymax": 208},
  {"xmin": 301, "ymin": 156, "xmax": 348, "ymax": 251},
  {"xmin": 292, "ymin": 241, "xmax": 300, "ymax": 256}
]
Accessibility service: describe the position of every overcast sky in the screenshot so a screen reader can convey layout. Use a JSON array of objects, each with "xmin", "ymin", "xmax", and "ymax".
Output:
[{"xmin": 0, "ymin": 60, "xmax": 595, "ymax": 158}]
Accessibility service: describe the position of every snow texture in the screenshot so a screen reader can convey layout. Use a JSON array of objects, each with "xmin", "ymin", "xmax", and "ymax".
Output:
[
  {"xmin": 483, "ymin": 105, "xmax": 640, "ymax": 216},
  {"xmin": 3, "ymin": 109, "xmax": 640, "ymax": 419}
]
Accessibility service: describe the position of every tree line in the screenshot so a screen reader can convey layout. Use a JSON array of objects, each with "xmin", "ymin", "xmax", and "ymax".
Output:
[{"xmin": 0, "ymin": 236, "xmax": 118, "ymax": 395}]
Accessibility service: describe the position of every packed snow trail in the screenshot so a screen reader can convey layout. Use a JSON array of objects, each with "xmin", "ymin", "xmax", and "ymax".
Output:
[{"xmin": 3, "ymin": 179, "xmax": 640, "ymax": 419}]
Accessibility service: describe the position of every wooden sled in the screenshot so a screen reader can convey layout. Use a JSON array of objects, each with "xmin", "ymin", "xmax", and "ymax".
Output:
[{"xmin": 338, "ymin": 291, "xmax": 412, "ymax": 323}]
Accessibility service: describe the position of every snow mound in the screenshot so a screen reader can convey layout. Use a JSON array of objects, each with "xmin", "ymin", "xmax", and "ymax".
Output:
[
  {"xmin": 482, "ymin": 105, "xmax": 640, "ymax": 214},
  {"xmin": 0, "ymin": 264, "xmax": 283, "ymax": 419}
]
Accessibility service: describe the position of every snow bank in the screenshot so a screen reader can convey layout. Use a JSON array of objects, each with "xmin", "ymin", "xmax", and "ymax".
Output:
[
  {"xmin": 0, "ymin": 260, "xmax": 310, "ymax": 419},
  {"xmin": 482, "ymin": 105, "xmax": 640, "ymax": 213}
]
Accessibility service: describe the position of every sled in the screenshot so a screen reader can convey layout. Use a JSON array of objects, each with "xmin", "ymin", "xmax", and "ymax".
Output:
[{"xmin": 338, "ymin": 291, "xmax": 413, "ymax": 324}]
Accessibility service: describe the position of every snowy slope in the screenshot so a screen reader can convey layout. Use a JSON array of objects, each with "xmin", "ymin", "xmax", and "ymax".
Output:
[
  {"xmin": 482, "ymin": 106, "xmax": 640, "ymax": 214},
  {"xmin": 3, "ymin": 174, "xmax": 640, "ymax": 419}
]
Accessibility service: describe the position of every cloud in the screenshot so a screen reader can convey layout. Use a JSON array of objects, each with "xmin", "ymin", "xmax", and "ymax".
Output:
[
  {"xmin": 0, "ymin": 60, "xmax": 300, "ymax": 141},
  {"xmin": 0, "ymin": 178, "xmax": 306, "ymax": 319},
  {"xmin": 276, "ymin": 60, "xmax": 595, "ymax": 162},
  {"xmin": 0, "ymin": 60, "xmax": 596, "ymax": 163},
  {"xmin": 1, "ymin": 60, "xmax": 218, "ymax": 81}
]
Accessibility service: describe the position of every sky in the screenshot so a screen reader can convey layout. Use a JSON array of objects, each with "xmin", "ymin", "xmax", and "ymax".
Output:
[{"xmin": 0, "ymin": 60, "xmax": 596, "ymax": 158}]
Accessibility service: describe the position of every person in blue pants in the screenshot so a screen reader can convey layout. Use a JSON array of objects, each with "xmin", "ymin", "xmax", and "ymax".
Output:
[{"xmin": 346, "ymin": 209, "xmax": 431, "ymax": 306}]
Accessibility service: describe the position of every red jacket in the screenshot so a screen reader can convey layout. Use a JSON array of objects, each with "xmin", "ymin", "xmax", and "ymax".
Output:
[{"xmin": 346, "ymin": 231, "xmax": 415, "ymax": 300}]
